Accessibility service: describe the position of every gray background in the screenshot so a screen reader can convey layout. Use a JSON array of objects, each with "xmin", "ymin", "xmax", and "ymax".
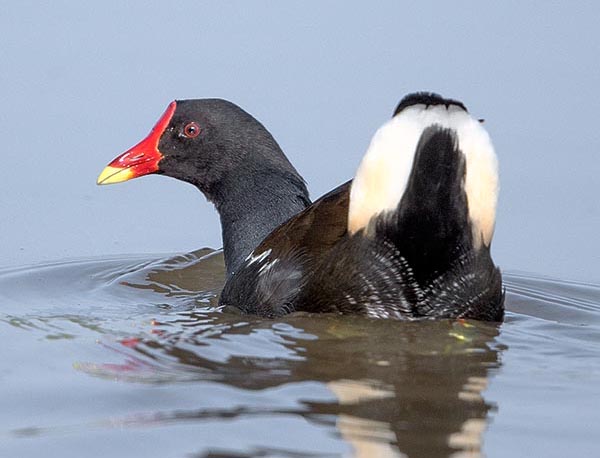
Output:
[{"xmin": 1, "ymin": 1, "xmax": 598, "ymax": 281}]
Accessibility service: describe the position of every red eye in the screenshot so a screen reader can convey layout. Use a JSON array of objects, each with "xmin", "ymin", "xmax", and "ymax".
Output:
[{"xmin": 183, "ymin": 122, "xmax": 201, "ymax": 138}]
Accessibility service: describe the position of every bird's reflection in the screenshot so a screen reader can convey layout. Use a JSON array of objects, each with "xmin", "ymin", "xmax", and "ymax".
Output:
[{"xmin": 88, "ymin": 250, "xmax": 504, "ymax": 458}]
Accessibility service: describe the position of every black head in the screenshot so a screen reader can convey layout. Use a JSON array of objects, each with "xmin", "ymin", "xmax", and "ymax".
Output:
[
  {"xmin": 157, "ymin": 99, "xmax": 302, "ymax": 198},
  {"xmin": 97, "ymin": 99, "xmax": 310, "ymax": 276},
  {"xmin": 98, "ymin": 99, "xmax": 304, "ymax": 203}
]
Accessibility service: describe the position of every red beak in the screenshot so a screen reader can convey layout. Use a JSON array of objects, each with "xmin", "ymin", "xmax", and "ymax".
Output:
[{"xmin": 97, "ymin": 101, "xmax": 177, "ymax": 185}]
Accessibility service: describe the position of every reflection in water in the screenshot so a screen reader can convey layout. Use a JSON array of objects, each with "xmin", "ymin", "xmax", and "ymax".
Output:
[
  {"xmin": 2, "ymin": 250, "xmax": 599, "ymax": 458},
  {"xmin": 121, "ymin": 251, "xmax": 503, "ymax": 457},
  {"xmin": 82, "ymin": 288, "xmax": 502, "ymax": 457}
]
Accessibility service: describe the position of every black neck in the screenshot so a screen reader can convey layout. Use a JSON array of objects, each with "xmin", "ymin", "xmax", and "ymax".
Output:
[{"xmin": 210, "ymin": 169, "xmax": 310, "ymax": 277}]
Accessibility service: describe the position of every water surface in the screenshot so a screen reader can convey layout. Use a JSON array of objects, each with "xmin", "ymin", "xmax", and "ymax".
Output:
[{"xmin": 1, "ymin": 250, "xmax": 598, "ymax": 457}]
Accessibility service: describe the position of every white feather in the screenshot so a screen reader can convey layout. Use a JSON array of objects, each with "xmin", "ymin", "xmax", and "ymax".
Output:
[
  {"xmin": 348, "ymin": 102, "xmax": 498, "ymax": 248},
  {"xmin": 245, "ymin": 248, "xmax": 272, "ymax": 265}
]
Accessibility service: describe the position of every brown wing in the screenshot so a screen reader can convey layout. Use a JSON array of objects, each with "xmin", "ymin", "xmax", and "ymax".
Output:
[{"xmin": 254, "ymin": 180, "xmax": 351, "ymax": 260}]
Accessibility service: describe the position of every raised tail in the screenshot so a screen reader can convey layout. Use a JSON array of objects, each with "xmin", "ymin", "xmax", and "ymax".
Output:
[{"xmin": 345, "ymin": 93, "xmax": 503, "ymax": 319}]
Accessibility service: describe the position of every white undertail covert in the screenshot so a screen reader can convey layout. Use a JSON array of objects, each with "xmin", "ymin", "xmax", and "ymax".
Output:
[{"xmin": 348, "ymin": 103, "xmax": 499, "ymax": 248}]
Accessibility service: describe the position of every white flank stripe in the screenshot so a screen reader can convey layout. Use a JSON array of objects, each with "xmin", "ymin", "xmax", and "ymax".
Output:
[{"xmin": 245, "ymin": 248, "xmax": 272, "ymax": 265}]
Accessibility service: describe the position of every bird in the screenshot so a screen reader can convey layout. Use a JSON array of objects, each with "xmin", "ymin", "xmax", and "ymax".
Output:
[{"xmin": 98, "ymin": 92, "xmax": 504, "ymax": 321}]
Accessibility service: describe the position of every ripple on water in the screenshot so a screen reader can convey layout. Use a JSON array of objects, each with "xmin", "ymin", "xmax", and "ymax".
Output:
[{"xmin": 0, "ymin": 251, "xmax": 599, "ymax": 458}]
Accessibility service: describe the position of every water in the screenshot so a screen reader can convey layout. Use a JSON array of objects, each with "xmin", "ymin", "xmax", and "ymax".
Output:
[{"xmin": 1, "ymin": 250, "xmax": 598, "ymax": 458}]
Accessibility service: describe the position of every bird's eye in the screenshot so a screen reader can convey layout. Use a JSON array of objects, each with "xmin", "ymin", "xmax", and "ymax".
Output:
[{"xmin": 183, "ymin": 122, "xmax": 201, "ymax": 138}]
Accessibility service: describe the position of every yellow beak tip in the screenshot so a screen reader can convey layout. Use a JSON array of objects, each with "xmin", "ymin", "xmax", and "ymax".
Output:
[{"xmin": 96, "ymin": 166, "xmax": 133, "ymax": 185}]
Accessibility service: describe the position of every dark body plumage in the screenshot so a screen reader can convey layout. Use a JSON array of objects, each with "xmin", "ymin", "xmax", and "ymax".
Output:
[
  {"xmin": 221, "ymin": 121, "xmax": 503, "ymax": 321},
  {"xmin": 100, "ymin": 92, "xmax": 504, "ymax": 321}
]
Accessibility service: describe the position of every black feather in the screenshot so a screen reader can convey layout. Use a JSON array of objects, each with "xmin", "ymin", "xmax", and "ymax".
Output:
[{"xmin": 393, "ymin": 92, "xmax": 468, "ymax": 117}]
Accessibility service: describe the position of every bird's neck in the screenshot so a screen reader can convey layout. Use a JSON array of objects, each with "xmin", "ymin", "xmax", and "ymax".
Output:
[{"xmin": 209, "ymin": 170, "xmax": 310, "ymax": 277}]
